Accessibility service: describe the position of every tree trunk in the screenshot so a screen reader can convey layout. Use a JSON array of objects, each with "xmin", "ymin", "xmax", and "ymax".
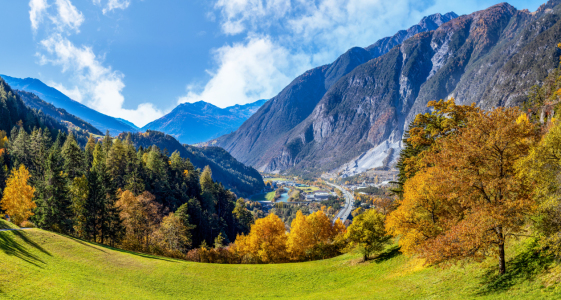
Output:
[{"xmin": 498, "ymin": 242, "xmax": 506, "ymax": 275}]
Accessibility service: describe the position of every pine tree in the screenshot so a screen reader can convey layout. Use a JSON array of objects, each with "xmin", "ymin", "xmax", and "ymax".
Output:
[
  {"xmin": 35, "ymin": 142, "xmax": 72, "ymax": 233},
  {"xmin": 62, "ymin": 132, "xmax": 84, "ymax": 180}
]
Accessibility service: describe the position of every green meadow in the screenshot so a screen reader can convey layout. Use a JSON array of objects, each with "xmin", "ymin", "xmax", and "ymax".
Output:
[{"xmin": 0, "ymin": 225, "xmax": 559, "ymax": 299}]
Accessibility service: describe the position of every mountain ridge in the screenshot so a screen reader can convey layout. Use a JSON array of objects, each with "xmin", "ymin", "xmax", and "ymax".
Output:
[
  {"xmin": 0, "ymin": 75, "xmax": 138, "ymax": 135},
  {"xmin": 141, "ymin": 99, "xmax": 266, "ymax": 144}
]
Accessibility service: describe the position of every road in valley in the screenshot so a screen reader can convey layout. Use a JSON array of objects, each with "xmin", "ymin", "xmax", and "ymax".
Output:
[{"xmin": 327, "ymin": 182, "xmax": 354, "ymax": 224}]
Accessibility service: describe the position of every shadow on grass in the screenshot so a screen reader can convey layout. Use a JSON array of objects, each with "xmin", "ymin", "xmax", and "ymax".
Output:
[
  {"xmin": 62, "ymin": 234, "xmax": 178, "ymax": 263},
  {"xmin": 477, "ymin": 240, "xmax": 554, "ymax": 296},
  {"xmin": 373, "ymin": 245, "xmax": 401, "ymax": 263},
  {"xmin": 0, "ymin": 230, "xmax": 51, "ymax": 267}
]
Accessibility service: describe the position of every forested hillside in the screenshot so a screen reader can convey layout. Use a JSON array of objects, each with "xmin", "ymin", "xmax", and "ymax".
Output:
[
  {"xmin": 16, "ymin": 90, "xmax": 103, "ymax": 136},
  {"xmin": 122, "ymin": 130, "xmax": 264, "ymax": 197}
]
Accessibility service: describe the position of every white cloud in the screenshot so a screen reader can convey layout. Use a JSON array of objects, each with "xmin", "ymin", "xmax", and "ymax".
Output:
[
  {"xmin": 188, "ymin": 0, "xmax": 486, "ymax": 108},
  {"xmin": 50, "ymin": 0, "xmax": 84, "ymax": 33},
  {"xmin": 93, "ymin": 0, "xmax": 131, "ymax": 14},
  {"xmin": 29, "ymin": 0, "xmax": 48, "ymax": 30},
  {"xmin": 178, "ymin": 35, "xmax": 311, "ymax": 108},
  {"xmin": 29, "ymin": 0, "xmax": 161, "ymax": 127},
  {"xmin": 39, "ymin": 35, "xmax": 163, "ymax": 126}
]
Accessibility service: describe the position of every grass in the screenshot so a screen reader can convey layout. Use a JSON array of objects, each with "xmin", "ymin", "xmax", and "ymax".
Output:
[
  {"xmin": 0, "ymin": 227, "xmax": 560, "ymax": 299},
  {"xmin": 0, "ymin": 218, "xmax": 19, "ymax": 230},
  {"xmin": 294, "ymin": 186, "xmax": 321, "ymax": 193},
  {"xmin": 251, "ymin": 191, "xmax": 276, "ymax": 202}
]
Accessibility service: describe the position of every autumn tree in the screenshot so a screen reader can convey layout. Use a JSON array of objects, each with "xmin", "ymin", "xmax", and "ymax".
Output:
[
  {"xmin": 516, "ymin": 118, "xmax": 561, "ymax": 256},
  {"xmin": 154, "ymin": 212, "xmax": 192, "ymax": 257},
  {"xmin": 387, "ymin": 108, "xmax": 538, "ymax": 275},
  {"xmin": 117, "ymin": 190, "xmax": 162, "ymax": 252},
  {"xmin": 1, "ymin": 165, "xmax": 36, "ymax": 225},
  {"xmin": 392, "ymin": 99, "xmax": 480, "ymax": 197},
  {"xmin": 346, "ymin": 209, "xmax": 390, "ymax": 261},
  {"xmin": 234, "ymin": 213, "xmax": 288, "ymax": 263}
]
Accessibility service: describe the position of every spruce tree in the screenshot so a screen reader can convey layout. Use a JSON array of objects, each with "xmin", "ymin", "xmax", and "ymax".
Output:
[
  {"xmin": 36, "ymin": 142, "xmax": 72, "ymax": 233},
  {"xmin": 62, "ymin": 132, "xmax": 84, "ymax": 180}
]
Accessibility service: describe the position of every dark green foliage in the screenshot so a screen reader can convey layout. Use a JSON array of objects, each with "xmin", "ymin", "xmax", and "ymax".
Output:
[
  {"xmin": 123, "ymin": 130, "xmax": 264, "ymax": 197},
  {"xmin": 16, "ymin": 90, "xmax": 103, "ymax": 136}
]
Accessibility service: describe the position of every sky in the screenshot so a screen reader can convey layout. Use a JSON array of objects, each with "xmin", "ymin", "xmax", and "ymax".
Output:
[{"xmin": 0, "ymin": 0, "xmax": 548, "ymax": 127}]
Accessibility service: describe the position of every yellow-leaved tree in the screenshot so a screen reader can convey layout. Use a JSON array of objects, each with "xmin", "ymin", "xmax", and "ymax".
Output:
[
  {"xmin": 287, "ymin": 210, "xmax": 345, "ymax": 261},
  {"xmin": 345, "ymin": 208, "xmax": 390, "ymax": 261},
  {"xmin": 1, "ymin": 165, "xmax": 36, "ymax": 225},
  {"xmin": 233, "ymin": 213, "xmax": 288, "ymax": 263}
]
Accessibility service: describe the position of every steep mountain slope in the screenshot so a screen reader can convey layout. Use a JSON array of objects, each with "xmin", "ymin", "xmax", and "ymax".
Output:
[
  {"xmin": 218, "ymin": 1, "xmax": 561, "ymax": 177},
  {"xmin": 214, "ymin": 12, "xmax": 458, "ymax": 169},
  {"xmin": 142, "ymin": 100, "xmax": 266, "ymax": 145},
  {"xmin": 0, "ymin": 75, "xmax": 138, "ymax": 135},
  {"xmin": 15, "ymin": 90, "xmax": 103, "ymax": 136},
  {"xmin": 122, "ymin": 130, "xmax": 264, "ymax": 196}
]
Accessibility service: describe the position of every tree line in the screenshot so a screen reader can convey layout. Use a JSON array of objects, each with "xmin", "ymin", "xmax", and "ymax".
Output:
[{"xmin": 0, "ymin": 127, "xmax": 255, "ymax": 257}]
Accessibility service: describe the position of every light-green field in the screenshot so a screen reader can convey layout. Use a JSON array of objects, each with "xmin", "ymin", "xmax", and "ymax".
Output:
[
  {"xmin": 251, "ymin": 191, "xmax": 276, "ymax": 202},
  {"xmin": 1, "ymin": 225, "xmax": 560, "ymax": 299}
]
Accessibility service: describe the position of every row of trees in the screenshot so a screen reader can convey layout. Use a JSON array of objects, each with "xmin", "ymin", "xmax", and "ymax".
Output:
[
  {"xmin": 183, "ymin": 208, "xmax": 389, "ymax": 264},
  {"xmin": 0, "ymin": 127, "xmax": 255, "ymax": 256}
]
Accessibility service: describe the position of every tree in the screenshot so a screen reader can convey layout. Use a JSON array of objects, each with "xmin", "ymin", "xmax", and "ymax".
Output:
[
  {"xmin": 69, "ymin": 175, "xmax": 89, "ymax": 238},
  {"xmin": 233, "ymin": 198, "xmax": 253, "ymax": 234},
  {"xmin": 117, "ymin": 190, "xmax": 162, "ymax": 252},
  {"xmin": 36, "ymin": 143, "xmax": 73, "ymax": 233},
  {"xmin": 1, "ymin": 165, "xmax": 36, "ymax": 225},
  {"xmin": 234, "ymin": 213, "xmax": 288, "ymax": 263},
  {"xmin": 346, "ymin": 209, "xmax": 390, "ymax": 261},
  {"xmin": 155, "ymin": 212, "xmax": 192, "ymax": 256},
  {"xmin": 516, "ymin": 118, "xmax": 561, "ymax": 256},
  {"xmin": 61, "ymin": 132, "xmax": 84, "ymax": 180},
  {"xmin": 392, "ymin": 99, "xmax": 480, "ymax": 197},
  {"xmin": 387, "ymin": 107, "xmax": 538, "ymax": 275}
]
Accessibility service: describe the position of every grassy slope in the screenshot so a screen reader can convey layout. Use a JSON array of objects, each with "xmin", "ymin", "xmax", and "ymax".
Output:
[
  {"xmin": 0, "ymin": 229, "xmax": 560, "ymax": 300},
  {"xmin": 0, "ymin": 219, "xmax": 19, "ymax": 230}
]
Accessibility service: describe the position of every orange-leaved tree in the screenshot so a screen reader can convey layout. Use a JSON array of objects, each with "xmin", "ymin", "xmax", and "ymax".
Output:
[
  {"xmin": 1, "ymin": 165, "xmax": 36, "ymax": 225},
  {"xmin": 233, "ymin": 213, "xmax": 288, "ymax": 263},
  {"xmin": 387, "ymin": 107, "xmax": 538, "ymax": 275}
]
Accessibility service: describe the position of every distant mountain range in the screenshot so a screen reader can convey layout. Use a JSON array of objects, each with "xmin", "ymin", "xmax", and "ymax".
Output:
[
  {"xmin": 0, "ymin": 75, "xmax": 138, "ymax": 136},
  {"xmin": 215, "ymin": 0, "xmax": 561, "ymax": 177},
  {"xmin": 141, "ymin": 100, "xmax": 266, "ymax": 144}
]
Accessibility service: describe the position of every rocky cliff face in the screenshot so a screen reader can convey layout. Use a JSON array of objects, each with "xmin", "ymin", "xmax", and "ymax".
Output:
[
  {"xmin": 215, "ymin": 12, "xmax": 458, "ymax": 172},
  {"xmin": 217, "ymin": 1, "xmax": 561, "ymax": 177}
]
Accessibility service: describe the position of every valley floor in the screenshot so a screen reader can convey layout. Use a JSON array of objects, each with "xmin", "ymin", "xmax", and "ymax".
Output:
[{"xmin": 0, "ymin": 227, "xmax": 560, "ymax": 299}]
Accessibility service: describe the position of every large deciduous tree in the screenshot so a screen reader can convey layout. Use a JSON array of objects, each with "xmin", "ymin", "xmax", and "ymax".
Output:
[{"xmin": 387, "ymin": 108, "xmax": 538, "ymax": 275}]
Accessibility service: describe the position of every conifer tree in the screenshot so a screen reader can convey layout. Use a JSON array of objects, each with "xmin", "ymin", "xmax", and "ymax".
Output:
[
  {"xmin": 36, "ymin": 142, "xmax": 72, "ymax": 233},
  {"xmin": 62, "ymin": 132, "xmax": 84, "ymax": 180}
]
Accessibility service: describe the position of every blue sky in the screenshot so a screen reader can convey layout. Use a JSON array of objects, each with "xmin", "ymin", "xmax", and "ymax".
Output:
[{"xmin": 0, "ymin": 0, "xmax": 547, "ymax": 126}]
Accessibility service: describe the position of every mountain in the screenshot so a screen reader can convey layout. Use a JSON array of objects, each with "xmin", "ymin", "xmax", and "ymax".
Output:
[
  {"xmin": 121, "ymin": 130, "xmax": 264, "ymax": 196},
  {"xmin": 116, "ymin": 118, "xmax": 139, "ymax": 130},
  {"xmin": 0, "ymin": 77, "xmax": 91, "ymax": 144},
  {"xmin": 216, "ymin": 0, "xmax": 561, "ymax": 178},
  {"xmin": 15, "ymin": 90, "xmax": 103, "ymax": 136},
  {"xmin": 213, "ymin": 11, "xmax": 458, "ymax": 173},
  {"xmin": 0, "ymin": 75, "xmax": 138, "ymax": 136},
  {"xmin": 141, "ymin": 100, "xmax": 266, "ymax": 145}
]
